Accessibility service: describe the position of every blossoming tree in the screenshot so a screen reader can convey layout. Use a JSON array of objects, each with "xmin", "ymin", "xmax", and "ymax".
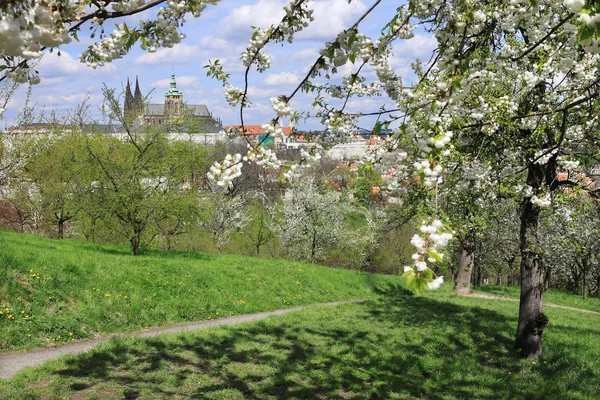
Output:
[{"xmin": 3, "ymin": 0, "xmax": 600, "ymax": 357}]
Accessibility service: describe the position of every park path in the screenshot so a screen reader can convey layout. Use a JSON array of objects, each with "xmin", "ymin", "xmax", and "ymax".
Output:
[
  {"xmin": 0, "ymin": 299, "xmax": 364, "ymax": 380},
  {"xmin": 466, "ymin": 292, "xmax": 600, "ymax": 315}
]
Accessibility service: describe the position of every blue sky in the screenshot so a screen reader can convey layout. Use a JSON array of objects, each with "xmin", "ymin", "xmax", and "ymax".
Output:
[{"xmin": 4, "ymin": 0, "xmax": 436, "ymax": 131}]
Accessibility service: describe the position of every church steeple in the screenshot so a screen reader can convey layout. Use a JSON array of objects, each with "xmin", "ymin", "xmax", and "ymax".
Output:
[
  {"xmin": 164, "ymin": 69, "xmax": 183, "ymax": 114},
  {"xmin": 133, "ymin": 76, "xmax": 143, "ymax": 112},
  {"xmin": 124, "ymin": 78, "xmax": 134, "ymax": 119}
]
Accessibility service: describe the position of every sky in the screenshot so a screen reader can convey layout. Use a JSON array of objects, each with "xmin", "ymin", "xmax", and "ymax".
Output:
[{"xmin": 3, "ymin": 0, "xmax": 437, "ymax": 131}]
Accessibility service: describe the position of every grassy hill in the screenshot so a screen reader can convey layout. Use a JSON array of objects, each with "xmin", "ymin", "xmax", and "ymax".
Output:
[
  {"xmin": 0, "ymin": 230, "xmax": 401, "ymax": 352},
  {"xmin": 474, "ymin": 285, "xmax": 600, "ymax": 313},
  {"xmin": 1, "ymin": 285, "xmax": 599, "ymax": 399}
]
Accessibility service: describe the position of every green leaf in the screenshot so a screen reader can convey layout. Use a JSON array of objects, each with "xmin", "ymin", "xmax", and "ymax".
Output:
[
  {"xmin": 413, "ymin": 277, "xmax": 426, "ymax": 294},
  {"xmin": 405, "ymin": 273, "xmax": 415, "ymax": 289},
  {"xmin": 580, "ymin": 26, "xmax": 594, "ymax": 41},
  {"xmin": 428, "ymin": 250, "xmax": 443, "ymax": 263},
  {"xmin": 401, "ymin": 269, "xmax": 414, "ymax": 278},
  {"xmin": 373, "ymin": 122, "xmax": 382, "ymax": 136},
  {"xmin": 423, "ymin": 269, "xmax": 433, "ymax": 280}
]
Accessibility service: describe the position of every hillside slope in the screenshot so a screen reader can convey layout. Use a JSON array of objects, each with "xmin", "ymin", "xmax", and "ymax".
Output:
[{"xmin": 0, "ymin": 231, "xmax": 401, "ymax": 351}]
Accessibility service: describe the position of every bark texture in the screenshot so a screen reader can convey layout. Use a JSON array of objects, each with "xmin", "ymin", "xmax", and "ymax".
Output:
[
  {"xmin": 131, "ymin": 230, "xmax": 141, "ymax": 256},
  {"xmin": 454, "ymin": 237, "xmax": 475, "ymax": 295},
  {"xmin": 514, "ymin": 197, "xmax": 546, "ymax": 357}
]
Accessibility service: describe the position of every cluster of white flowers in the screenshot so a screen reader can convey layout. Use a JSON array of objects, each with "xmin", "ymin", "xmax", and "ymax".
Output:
[
  {"xmin": 322, "ymin": 111, "xmax": 356, "ymax": 136},
  {"xmin": 0, "ymin": 4, "xmax": 72, "ymax": 61},
  {"xmin": 244, "ymin": 146, "xmax": 281, "ymax": 170},
  {"xmin": 112, "ymin": 0, "xmax": 146, "ymax": 13},
  {"xmin": 533, "ymin": 147, "xmax": 558, "ymax": 165},
  {"xmin": 319, "ymin": 29, "xmax": 374, "ymax": 68},
  {"xmin": 531, "ymin": 193, "xmax": 552, "ymax": 207},
  {"xmin": 269, "ymin": 97, "xmax": 293, "ymax": 117},
  {"xmin": 261, "ymin": 123, "xmax": 284, "ymax": 138},
  {"xmin": 275, "ymin": 0, "xmax": 315, "ymax": 43},
  {"xmin": 224, "ymin": 85, "xmax": 243, "ymax": 106},
  {"xmin": 280, "ymin": 147, "xmax": 322, "ymax": 182},
  {"xmin": 223, "ymin": 126, "xmax": 241, "ymax": 139},
  {"xmin": 81, "ymin": 24, "xmax": 129, "ymax": 67},
  {"xmin": 299, "ymin": 147, "xmax": 322, "ymax": 163},
  {"xmin": 207, "ymin": 154, "xmax": 243, "ymax": 189},
  {"xmin": 565, "ymin": 0, "xmax": 586, "ymax": 13},
  {"xmin": 81, "ymin": 0, "xmax": 220, "ymax": 67},
  {"xmin": 329, "ymin": 75, "xmax": 381, "ymax": 99},
  {"xmin": 391, "ymin": 6, "xmax": 416, "ymax": 39},
  {"xmin": 242, "ymin": 28, "xmax": 271, "ymax": 72},
  {"xmin": 458, "ymin": 162, "xmax": 492, "ymax": 191},
  {"xmin": 428, "ymin": 276, "xmax": 444, "ymax": 290},
  {"xmin": 558, "ymin": 157, "xmax": 580, "ymax": 170},
  {"xmin": 283, "ymin": 164, "xmax": 300, "ymax": 182},
  {"xmin": 403, "ymin": 219, "xmax": 452, "ymax": 291},
  {"xmin": 413, "ymin": 159, "xmax": 444, "ymax": 187},
  {"xmin": 4, "ymin": 66, "xmax": 39, "ymax": 84}
]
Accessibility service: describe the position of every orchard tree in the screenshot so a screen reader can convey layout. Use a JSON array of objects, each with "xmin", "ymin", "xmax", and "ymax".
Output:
[
  {"xmin": 27, "ymin": 132, "xmax": 89, "ymax": 239},
  {"xmin": 276, "ymin": 178, "xmax": 344, "ymax": 264},
  {"xmin": 5, "ymin": 0, "xmax": 600, "ymax": 358},
  {"xmin": 542, "ymin": 198, "xmax": 600, "ymax": 298},
  {"xmin": 199, "ymin": 194, "xmax": 249, "ymax": 253},
  {"xmin": 478, "ymin": 199, "xmax": 521, "ymax": 287}
]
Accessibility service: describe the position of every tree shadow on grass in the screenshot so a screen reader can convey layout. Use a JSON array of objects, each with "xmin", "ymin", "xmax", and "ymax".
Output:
[{"xmin": 50, "ymin": 286, "xmax": 598, "ymax": 400}]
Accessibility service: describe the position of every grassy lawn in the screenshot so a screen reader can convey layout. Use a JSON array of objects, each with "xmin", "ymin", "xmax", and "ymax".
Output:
[
  {"xmin": 474, "ymin": 285, "xmax": 600, "ymax": 313},
  {"xmin": 0, "ymin": 230, "xmax": 400, "ymax": 352},
  {"xmin": 1, "ymin": 284, "xmax": 599, "ymax": 399}
]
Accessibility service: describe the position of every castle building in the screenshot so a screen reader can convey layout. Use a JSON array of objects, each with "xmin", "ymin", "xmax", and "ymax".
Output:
[{"xmin": 124, "ymin": 71, "xmax": 222, "ymax": 129}]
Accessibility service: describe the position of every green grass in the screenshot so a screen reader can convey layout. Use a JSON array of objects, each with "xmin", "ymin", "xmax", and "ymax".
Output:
[
  {"xmin": 474, "ymin": 285, "xmax": 600, "ymax": 313},
  {"xmin": 1, "ymin": 284, "xmax": 599, "ymax": 399},
  {"xmin": 0, "ymin": 230, "xmax": 401, "ymax": 352}
]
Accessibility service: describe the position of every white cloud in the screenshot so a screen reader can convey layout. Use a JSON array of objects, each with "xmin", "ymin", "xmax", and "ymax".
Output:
[
  {"xmin": 221, "ymin": 0, "xmax": 368, "ymax": 42},
  {"xmin": 221, "ymin": 0, "xmax": 286, "ymax": 41},
  {"xmin": 38, "ymin": 50, "xmax": 116, "ymax": 78},
  {"xmin": 150, "ymin": 76, "xmax": 201, "ymax": 88},
  {"xmin": 247, "ymin": 86, "xmax": 280, "ymax": 98},
  {"xmin": 394, "ymin": 34, "xmax": 437, "ymax": 60},
  {"xmin": 263, "ymin": 72, "xmax": 299, "ymax": 85},
  {"xmin": 298, "ymin": 0, "xmax": 367, "ymax": 40},
  {"xmin": 135, "ymin": 44, "xmax": 204, "ymax": 65},
  {"xmin": 292, "ymin": 48, "xmax": 320, "ymax": 62},
  {"xmin": 199, "ymin": 35, "xmax": 231, "ymax": 50}
]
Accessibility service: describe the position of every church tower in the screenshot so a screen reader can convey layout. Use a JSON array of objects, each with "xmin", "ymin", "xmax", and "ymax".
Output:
[
  {"xmin": 164, "ymin": 70, "xmax": 183, "ymax": 115},
  {"xmin": 133, "ymin": 76, "xmax": 143, "ymax": 114},
  {"xmin": 124, "ymin": 78, "xmax": 134, "ymax": 120}
]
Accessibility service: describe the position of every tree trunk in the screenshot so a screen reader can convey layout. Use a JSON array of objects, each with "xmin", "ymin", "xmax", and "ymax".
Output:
[
  {"xmin": 508, "ymin": 256, "xmax": 516, "ymax": 286},
  {"xmin": 131, "ymin": 230, "xmax": 141, "ymax": 256},
  {"xmin": 58, "ymin": 220, "xmax": 64, "ymax": 240},
  {"xmin": 514, "ymin": 197, "xmax": 546, "ymax": 358},
  {"xmin": 496, "ymin": 269, "xmax": 502, "ymax": 286},
  {"xmin": 583, "ymin": 273, "xmax": 589, "ymax": 299},
  {"xmin": 454, "ymin": 237, "xmax": 475, "ymax": 295}
]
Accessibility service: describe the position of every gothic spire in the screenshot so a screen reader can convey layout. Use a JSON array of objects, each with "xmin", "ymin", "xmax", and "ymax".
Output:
[
  {"xmin": 134, "ymin": 76, "xmax": 143, "ymax": 111},
  {"xmin": 124, "ymin": 78, "xmax": 134, "ymax": 117}
]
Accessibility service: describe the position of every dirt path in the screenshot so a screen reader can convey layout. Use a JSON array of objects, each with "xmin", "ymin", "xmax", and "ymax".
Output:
[
  {"xmin": 466, "ymin": 292, "xmax": 600, "ymax": 315},
  {"xmin": 0, "ymin": 299, "xmax": 364, "ymax": 380}
]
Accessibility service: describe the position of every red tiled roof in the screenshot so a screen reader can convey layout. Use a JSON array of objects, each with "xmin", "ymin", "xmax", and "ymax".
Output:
[{"xmin": 225, "ymin": 125, "xmax": 293, "ymax": 136}]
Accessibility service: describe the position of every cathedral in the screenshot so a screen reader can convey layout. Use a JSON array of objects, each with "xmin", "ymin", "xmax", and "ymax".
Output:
[{"xmin": 124, "ymin": 71, "xmax": 222, "ymax": 129}]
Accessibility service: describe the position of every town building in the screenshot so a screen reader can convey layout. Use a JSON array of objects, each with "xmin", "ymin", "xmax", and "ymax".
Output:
[{"xmin": 124, "ymin": 71, "xmax": 223, "ymax": 133}]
